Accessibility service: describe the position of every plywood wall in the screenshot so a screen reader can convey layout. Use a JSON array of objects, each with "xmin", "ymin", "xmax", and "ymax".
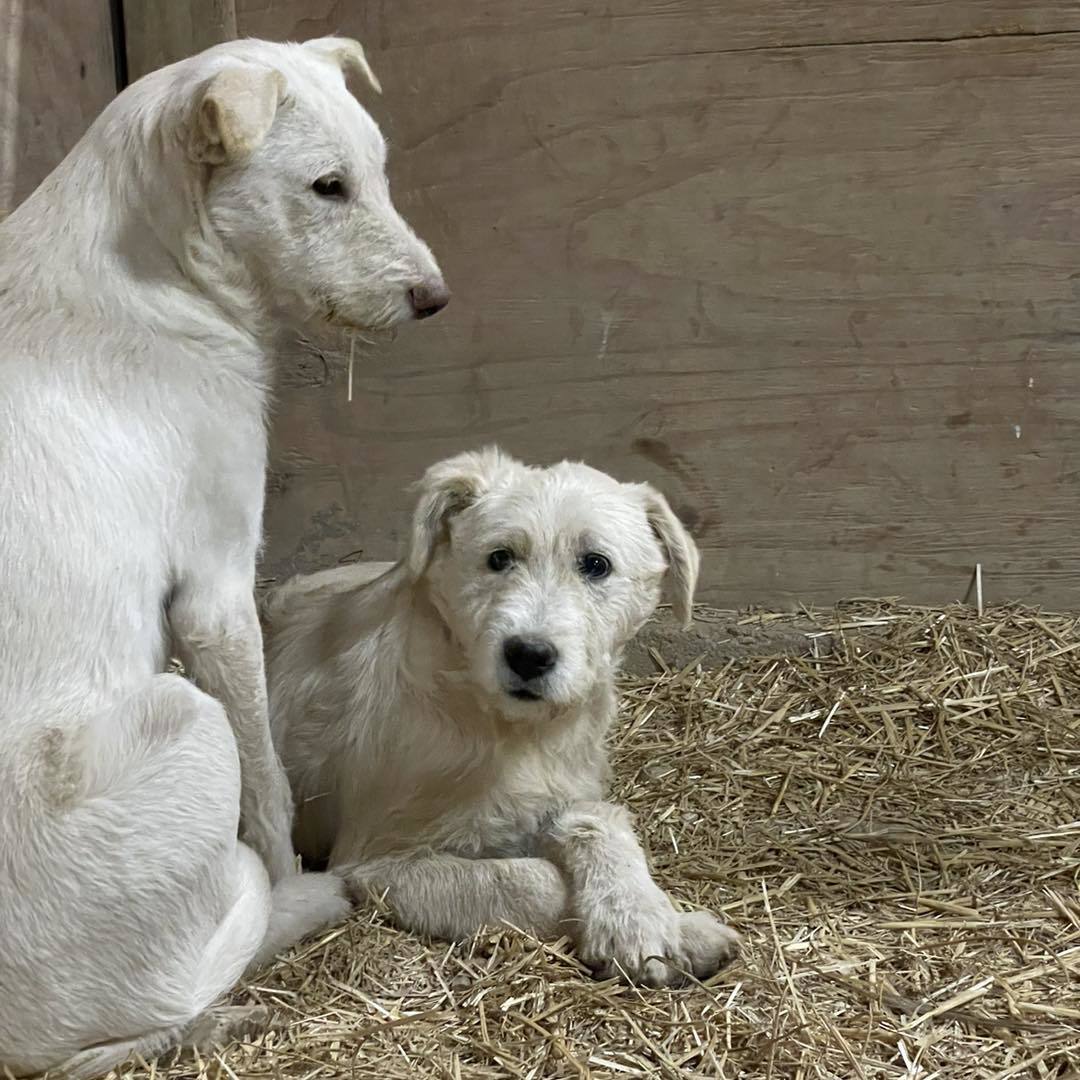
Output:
[
  {"xmin": 12, "ymin": 3, "xmax": 1080, "ymax": 608},
  {"xmin": 238, "ymin": 2, "xmax": 1080, "ymax": 608},
  {"xmin": 0, "ymin": 0, "xmax": 116, "ymax": 216}
]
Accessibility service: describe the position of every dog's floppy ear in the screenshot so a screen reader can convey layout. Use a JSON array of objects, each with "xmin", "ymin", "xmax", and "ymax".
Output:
[
  {"xmin": 189, "ymin": 64, "xmax": 286, "ymax": 164},
  {"xmin": 642, "ymin": 486, "xmax": 701, "ymax": 629},
  {"xmin": 407, "ymin": 447, "xmax": 514, "ymax": 578},
  {"xmin": 304, "ymin": 36, "xmax": 382, "ymax": 95}
]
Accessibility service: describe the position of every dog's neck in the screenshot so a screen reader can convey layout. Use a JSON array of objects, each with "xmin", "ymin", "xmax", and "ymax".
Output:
[{"xmin": 1, "ymin": 82, "xmax": 274, "ymax": 361}]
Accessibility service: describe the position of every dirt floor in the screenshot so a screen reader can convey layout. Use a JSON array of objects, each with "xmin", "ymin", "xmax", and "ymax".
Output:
[
  {"xmin": 107, "ymin": 600, "xmax": 1079, "ymax": 1080},
  {"xmin": 623, "ymin": 605, "xmax": 837, "ymax": 676}
]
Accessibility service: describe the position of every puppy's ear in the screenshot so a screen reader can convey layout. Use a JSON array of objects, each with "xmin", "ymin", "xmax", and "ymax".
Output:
[
  {"xmin": 642, "ymin": 486, "xmax": 701, "ymax": 629},
  {"xmin": 190, "ymin": 64, "xmax": 286, "ymax": 164},
  {"xmin": 407, "ymin": 447, "xmax": 515, "ymax": 578},
  {"xmin": 303, "ymin": 36, "xmax": 382, "ymax": 95}
]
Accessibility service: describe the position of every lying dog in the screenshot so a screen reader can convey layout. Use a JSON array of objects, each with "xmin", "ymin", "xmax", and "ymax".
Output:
[
  {"xmin": 0, "ymin": 37, "xmax": 444, "ymax": 1078},
  {"xmin": 264, "ymin": 448, "xmax": 739, "ymax": 986}
]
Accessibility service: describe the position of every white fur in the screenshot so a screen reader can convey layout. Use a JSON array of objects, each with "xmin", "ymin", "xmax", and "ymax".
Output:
[
  {"xmin": 265, "ymin": 449, "xmax": 738, "ymax": 987},
  {"xmin": 0, "ymin": 34, "xmax": 443, "ymax": 1076}
]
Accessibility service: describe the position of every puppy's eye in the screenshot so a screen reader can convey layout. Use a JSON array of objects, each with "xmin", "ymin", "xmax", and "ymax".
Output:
[
  {"xmin": 311, "ymin": 175, "xmax": 347, "ymax": 199},
  {"xmin": 487, "ymin": 549, "xmax": 514, "ymax": 573},
  {"xmin": 580, "ymin": 553, "xmax": 612, "ymax": 580}
]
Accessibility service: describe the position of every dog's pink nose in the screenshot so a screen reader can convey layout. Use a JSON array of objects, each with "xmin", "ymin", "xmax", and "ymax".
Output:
[{"xmin": 409, "ymin": 281, "xmax": 450, "ymax": 319}]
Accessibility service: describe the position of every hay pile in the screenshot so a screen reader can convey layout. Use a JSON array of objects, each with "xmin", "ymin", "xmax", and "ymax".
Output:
[{"xmin": 113, "ymin": 601, "xmax": 1079, "ymax": 1079}]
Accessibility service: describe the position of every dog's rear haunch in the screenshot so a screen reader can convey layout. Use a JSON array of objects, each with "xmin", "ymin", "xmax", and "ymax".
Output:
[{"xmin": 265, "ymin": 448, "xmax": 740, "ymax": 987}]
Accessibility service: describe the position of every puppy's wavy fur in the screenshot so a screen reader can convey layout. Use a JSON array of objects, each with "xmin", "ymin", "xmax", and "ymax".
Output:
[
  {"xmin": 0, "ymin": 37, "xmax": 444, "ymax": 1078},
  {"xmin": 265, "ymin": 449, "xmax": 738, "ymax": 986}
]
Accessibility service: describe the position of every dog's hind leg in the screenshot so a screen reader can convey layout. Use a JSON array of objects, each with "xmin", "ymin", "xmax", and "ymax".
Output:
[
  {"xmin": 52, "ymin": 846, "xmax": 346, "ymax": 1078},
  {"xmin": 54, "ymin": 1007, "xmax": 278, "ymax": 1080},
  {"xmin": 340, "ymin": 852, "xmax": 570, "ymax": 941}
]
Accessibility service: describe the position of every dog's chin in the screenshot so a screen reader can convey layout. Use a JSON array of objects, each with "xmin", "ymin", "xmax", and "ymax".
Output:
[
  {"xmin": 498, "ymin": 686, "xmax": 555, "ymax": 721},
  {"xmin": 321, "ymin": 295, "xmax": 415, "ymax": 335}
]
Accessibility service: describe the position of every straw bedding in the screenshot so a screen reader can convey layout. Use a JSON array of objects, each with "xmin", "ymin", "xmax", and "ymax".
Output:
[{"xmin": 109, "ymin": 600, "xmax": 1079, "ymax": 1079}]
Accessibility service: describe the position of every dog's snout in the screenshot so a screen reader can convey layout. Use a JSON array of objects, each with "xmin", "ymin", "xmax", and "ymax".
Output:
[
  {"xmin": 409, "ymin": 280, "xmax": 450, "ymax": 320},
  {"xmin": 504, "ymin": 636, "xmax": 558, "ymax": 681}
]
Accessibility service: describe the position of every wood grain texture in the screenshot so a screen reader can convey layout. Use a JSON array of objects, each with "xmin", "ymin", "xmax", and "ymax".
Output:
[
  {"xmin": 241, "ymin": 2, "xmax": 1080, "ymax": 607},
  {"xmin": 0, "ymin": 0, "xmax": 116, "ymax": 215},
  {"xmin": 124, "ymin": 0, "xmax": 237, "ymax": 83}
]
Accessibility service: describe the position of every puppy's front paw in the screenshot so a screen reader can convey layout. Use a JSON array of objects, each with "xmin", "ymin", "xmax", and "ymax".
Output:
[
  {"xmin": 577, "ymin": 894, "xmax": 740, "ymax": 987},
  {"xmin": 573, "ymin": 887, "xmax": 686, "ymax": 988}
]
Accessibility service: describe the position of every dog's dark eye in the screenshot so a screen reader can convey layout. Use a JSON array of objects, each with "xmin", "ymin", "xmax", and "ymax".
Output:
[
  {"xmin": 580, "ymin": 553, "xmax": 612, "ymax": 580},
  {"xmin": 487, "ymin": 549, "xmax": 515, "ymax": 572},
  {"xmin": 311, "ymin": 175, "xmax": 347, "ymax": 199}
]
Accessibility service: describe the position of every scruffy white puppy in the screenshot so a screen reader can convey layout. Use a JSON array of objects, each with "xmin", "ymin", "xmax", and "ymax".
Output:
[
  {"xmin": 0, "ymin": 37, "xmax": 445, "ymax": 1079},
  {"xmin": 265, "ymin": 449, "xmax": 739, "ymax": 986}
]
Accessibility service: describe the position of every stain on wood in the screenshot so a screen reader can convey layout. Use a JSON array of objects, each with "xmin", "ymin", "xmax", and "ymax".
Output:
[{"xmin": 0, "ymin": 0, "xmax": 116, "ymax": 214}]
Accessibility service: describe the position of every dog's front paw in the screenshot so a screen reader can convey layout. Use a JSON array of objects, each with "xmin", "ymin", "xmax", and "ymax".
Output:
[
  {"xmin": 577, "ymin": 892, "xmax": 683, "ymax": 987},
  {"xmin": 576, "ymin": 887, "xmax": 735, "ymax": 988}
]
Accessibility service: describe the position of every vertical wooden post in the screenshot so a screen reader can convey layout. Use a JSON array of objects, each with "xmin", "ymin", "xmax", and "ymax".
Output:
[{"xmin": 122, "ymin": 0, "xmax": 237, "ymax": 83}]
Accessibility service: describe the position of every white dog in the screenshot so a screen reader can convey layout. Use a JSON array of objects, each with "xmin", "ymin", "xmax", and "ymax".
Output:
[
  {"xmin": 0, "ymin": 37, "xmax": 445, "ymax": 1078},
  {"xmin": 264, "ymin": 449, "xmax": 740, "ymax": 986}
]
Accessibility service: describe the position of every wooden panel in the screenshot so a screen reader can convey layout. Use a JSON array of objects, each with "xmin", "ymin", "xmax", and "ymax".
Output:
[
  {"xmin": 0, "ymin": 0, "xmax": 116, "ymax": 215},
  {"xmin": 124, "ymin": 0, "xmax": 237, "ymax": 83},
  {"xmin": 240, "ymin": 2, "xmax": 1080, "ymax": 607}
]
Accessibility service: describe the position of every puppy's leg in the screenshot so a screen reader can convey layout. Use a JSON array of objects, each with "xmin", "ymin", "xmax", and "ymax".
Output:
[
  {"xmin": 341, "ymin": 852, "xmax": 569, "ymax": 941},
  {"xmin": 170, "ymin": 579, "xmax": 295, "ymax": 882},
  {"xmin": 546, "ymin": 802, "xmax": 739, "ymax": 987}
]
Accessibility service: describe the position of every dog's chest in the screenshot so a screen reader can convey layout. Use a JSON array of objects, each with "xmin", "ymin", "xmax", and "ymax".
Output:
[{"xmin": 418, "ymin": 736, "xmax": 606, "ymax": 859}]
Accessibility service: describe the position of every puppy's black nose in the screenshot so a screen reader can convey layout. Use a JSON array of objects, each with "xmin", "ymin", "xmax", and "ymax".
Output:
[
  {"xmin": 409, "ymin": 281, "xmax": 450, "ymax": 319},
  {"xmin": 504, "ymin": 636, "xmax": 558, "ymax": 681}
]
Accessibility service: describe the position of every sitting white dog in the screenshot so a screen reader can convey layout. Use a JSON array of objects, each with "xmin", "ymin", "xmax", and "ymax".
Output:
[
  {"xmin": 0, "ymin": 37, "xmax": 445, "ymax": 1079},
  {"xmin": 264, "ymin": 448, "xmax": 739, "ymax": 986}
]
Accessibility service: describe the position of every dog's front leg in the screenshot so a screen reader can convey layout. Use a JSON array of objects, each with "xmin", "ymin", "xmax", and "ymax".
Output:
[
  {"xmin": 170, "ymin": 580, "xmax": 295, "ymax": 882},
  {"xmin": 341, "ymin": 852, "xmax": 570, "ymax": 941},
  {"xmin": 545, "ymin": 802, "xmax": 739, "ymax": 986}
]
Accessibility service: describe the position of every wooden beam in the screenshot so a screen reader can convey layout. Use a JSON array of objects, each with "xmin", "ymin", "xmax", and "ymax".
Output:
[{"xmin": 122, "ymin": 0, "xmax": 236, "ymax": 83}]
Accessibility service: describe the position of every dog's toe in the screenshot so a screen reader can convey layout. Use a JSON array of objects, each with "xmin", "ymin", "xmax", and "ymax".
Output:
[
  {"xmin": 181, "ymin": 1004, "xmax": 280, "ymax": 1054},
  {"xmin": 678, "ymin": 910, "xmax": 740, "ymax": 979}
]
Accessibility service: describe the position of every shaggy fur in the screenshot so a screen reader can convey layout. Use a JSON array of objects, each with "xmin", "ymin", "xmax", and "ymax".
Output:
[
  {"xmin": 265, "ymin": 449, "xmax": 739, "ymax": 987},
  {"xmin": 0, "ymin": 37, "xmax": 444, "ymax": 1078}
]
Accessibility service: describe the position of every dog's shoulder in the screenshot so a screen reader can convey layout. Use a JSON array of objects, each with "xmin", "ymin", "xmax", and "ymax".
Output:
[{"xmin": 261, "ymin": 560, "xmax": 407, "ymax": 675}]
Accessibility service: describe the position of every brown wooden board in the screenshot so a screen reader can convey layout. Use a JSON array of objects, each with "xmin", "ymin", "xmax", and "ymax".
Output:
[
  {"xmin": 123, "ymin": 0, "xmax": 238, "ymax": 83},
  {"xmin": 241, "ymin": 5, "xmax": 1080, "ymax": 607},
  {"xmin": 0, "ymin": 0, "xmax": 116, "ymax": 215}
]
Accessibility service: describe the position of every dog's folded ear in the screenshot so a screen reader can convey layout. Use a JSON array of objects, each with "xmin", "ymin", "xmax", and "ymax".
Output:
[
  {"xmin": 303, "ymin": 37, "xmax": 382, "ymax": 95},
  {"xmin": 189, "ymin": 64, "xmax": 286, "ymax": 164},
  {"xmin": 642, "ymin": 487, "xmax": 701, "ymax": 630},
  {"xmin": 407, "ymin": 447, "xmax": 513, "ymax": 578}
]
